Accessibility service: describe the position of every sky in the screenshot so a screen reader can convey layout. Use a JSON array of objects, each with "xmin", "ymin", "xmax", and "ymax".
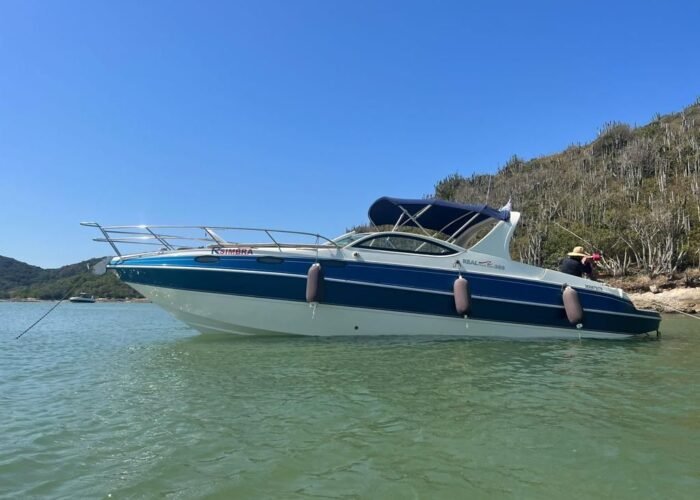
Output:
[{"xmin": 1, "ymin": 0, "xmax": 699, "ymax": 268}]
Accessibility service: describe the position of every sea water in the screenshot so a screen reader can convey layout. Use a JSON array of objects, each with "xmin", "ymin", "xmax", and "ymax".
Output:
[{"xmin": 1, "ymin": 302, "xmax": 698, "ymax": 499}]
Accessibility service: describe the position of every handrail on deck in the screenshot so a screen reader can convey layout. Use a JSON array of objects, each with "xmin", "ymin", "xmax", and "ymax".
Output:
[{"xmin": 80, "ymin": 222, "xmax": 339, "ymax": 257}]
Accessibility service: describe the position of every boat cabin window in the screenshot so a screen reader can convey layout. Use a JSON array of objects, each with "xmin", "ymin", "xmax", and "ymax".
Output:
[{"xmin": 353, "ymin": 235, "xmax": 457, "ymax": 255}]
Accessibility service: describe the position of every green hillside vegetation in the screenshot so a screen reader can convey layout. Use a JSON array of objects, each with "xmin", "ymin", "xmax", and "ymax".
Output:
[
  {"xmin": 0, "ymin": 256, "xmax": 141, "ymax": 300},
  {"xmin": 432, "ymin": 100, "xmax": 700, "ymax": 280},
  {"xmin": 0, "ymin": 256, "xmax": 44, "ymax": 291}
]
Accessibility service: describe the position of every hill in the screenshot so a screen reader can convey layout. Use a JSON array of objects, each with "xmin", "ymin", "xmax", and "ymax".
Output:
[
  {"xmin": 0, "ymin": 256, "xmax": 142, "ymax": 300},
  {"xmin": 432, "ymin": 99, "xmax": 700, "ymax": 279},
  {"xmin": 0, "ymin": 256, "xmax": 45, "ymax": 291}
]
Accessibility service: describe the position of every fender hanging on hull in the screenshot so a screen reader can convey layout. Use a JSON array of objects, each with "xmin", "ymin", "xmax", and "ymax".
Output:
[
  {"xmin": 562, "ymin": 285, "xmax": 584, "ymax": 326},
  {"xmin": 306, "ymin": 263, "xmax": 324, "ymax": 303},
  {"xmin": 453, "ymin": 276, "xmax": 471, "ymax": 316}
]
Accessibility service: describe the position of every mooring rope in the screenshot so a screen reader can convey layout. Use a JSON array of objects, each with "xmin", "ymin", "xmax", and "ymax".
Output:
[
  {"xmin": 15, "ymin": 286, "xmax": 76, "ymax": 340},
  {"xmin": 651, "ymin": 299, "xmax": 699, "ymax": 320},
  {"xmin": 14, "ymin": 258, "xmax": 110, "ymax": 340}
]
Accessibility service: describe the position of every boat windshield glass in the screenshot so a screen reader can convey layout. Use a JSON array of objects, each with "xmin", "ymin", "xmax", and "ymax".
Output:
[{"xmin": 330, "ymin": 232, "xmax": 370, "ymax": 247}]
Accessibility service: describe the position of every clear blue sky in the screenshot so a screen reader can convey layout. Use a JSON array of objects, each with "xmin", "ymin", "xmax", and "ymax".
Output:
[{"xmin": 1, "ymin": 0, "xmax": 699, "ymax": 268}]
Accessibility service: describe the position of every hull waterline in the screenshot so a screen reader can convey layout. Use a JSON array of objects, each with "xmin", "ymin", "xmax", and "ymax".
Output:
[{"xmin": 130, "ymin": 283, "xmax": 645, "ymax": 340}]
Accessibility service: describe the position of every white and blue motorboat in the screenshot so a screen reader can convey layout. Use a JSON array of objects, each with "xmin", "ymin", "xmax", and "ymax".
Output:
[
  {"xmin": 82, "ymin": 197, "xmax": 661, "ymax": 339},
  {"xmin": 69, "ymin": 292, "xmax": 96, "ymax": 303}
]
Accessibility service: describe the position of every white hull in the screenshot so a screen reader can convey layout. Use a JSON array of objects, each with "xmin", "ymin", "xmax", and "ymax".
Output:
[{"xmin": 130, "ymin": 283, "xmax": 636, "ymax": 340}]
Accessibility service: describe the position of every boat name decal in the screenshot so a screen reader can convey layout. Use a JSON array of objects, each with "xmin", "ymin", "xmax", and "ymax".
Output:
[
  {"xmin": 462, "ymin": 258, "xmax": 505, "ymax": 271},
  {"xmin": 212, "ymin": 247, "xmax": 254, "ymax": 256},
  {"xmin": 584, "ymin": 284, "xmax": 604, "ymax": 292}
]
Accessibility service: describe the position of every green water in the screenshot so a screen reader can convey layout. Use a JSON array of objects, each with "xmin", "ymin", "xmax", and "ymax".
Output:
[{"xmin": 1, "ymin": 303, "xmax": 699, "ymax": 499}]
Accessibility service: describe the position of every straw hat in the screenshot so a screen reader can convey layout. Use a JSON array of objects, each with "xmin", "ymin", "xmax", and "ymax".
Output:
[{"xmin": 567, "ymin": 246, "xmax": 590, "ymax": 258}]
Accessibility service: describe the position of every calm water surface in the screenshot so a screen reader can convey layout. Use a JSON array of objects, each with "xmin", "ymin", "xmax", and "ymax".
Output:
[{"xmin": 1, "ymin": 302, "xmax": 699, "ymax": 499}]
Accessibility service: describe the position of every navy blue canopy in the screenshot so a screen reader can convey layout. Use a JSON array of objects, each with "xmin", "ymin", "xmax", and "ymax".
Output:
[{"xmin": 368, "ymin": 197, "xmax": 510, "ymax": 239}]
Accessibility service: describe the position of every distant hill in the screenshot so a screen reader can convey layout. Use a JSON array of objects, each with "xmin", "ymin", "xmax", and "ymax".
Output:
[
  {"xmin": 0, "ymin": 256, "xmax": 45, "ymax": 291},
  {"xmin": 432, "ymin": 99, "xmax": 700, "ymax": 278},
  {"xmin": 0, "ymin": 256, "xmax": 142, "ymax": 300}
]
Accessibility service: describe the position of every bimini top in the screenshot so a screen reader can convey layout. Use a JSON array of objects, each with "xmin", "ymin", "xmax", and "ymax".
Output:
[{"xmin": 368, "ymin": 196, "xmax": 510, "ymax": 243}]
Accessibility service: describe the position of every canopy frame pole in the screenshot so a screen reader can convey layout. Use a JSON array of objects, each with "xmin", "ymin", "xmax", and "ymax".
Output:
[
  {"xmin": 395, "ymin": 204, "xmax": 433, "ymax": 236},
  {"xmin": 391, "ymin": 212, "xmax": 406, "ymax": 231},
  {"xmin": 446, "ymin": 213, "xmax": 481, "ymax": 244}
]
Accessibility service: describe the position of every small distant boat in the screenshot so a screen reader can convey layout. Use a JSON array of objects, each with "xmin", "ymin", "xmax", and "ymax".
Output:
[{"xmin": 69, "ymin": 293, "xmax": 95, "ymax": 303}]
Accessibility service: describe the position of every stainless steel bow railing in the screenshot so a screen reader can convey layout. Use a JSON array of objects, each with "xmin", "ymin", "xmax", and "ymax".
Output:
[{"xmin": 80, "ymin": 222, "xmax": 339, "ymax": 257}]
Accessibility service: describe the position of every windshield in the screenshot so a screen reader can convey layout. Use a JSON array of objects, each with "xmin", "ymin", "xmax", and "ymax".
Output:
[{"xmin": 330, "ymin": 232, "xmax": 370, "ymax": 247}]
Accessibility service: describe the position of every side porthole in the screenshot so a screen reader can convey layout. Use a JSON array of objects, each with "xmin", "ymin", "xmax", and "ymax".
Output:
[
  {"xmin": 195, "ymin": 256, "xmax": 220, "ymax": 264},
  {"xmin": 257, "ymin": 256, "xmax": 285, "ymax": 264}
]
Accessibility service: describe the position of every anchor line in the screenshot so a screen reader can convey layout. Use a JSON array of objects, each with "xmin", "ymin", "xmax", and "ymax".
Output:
[
  {"xmin": 15, "ymin": 258, "xmax": 110, "ymax": 340},
  {"xmin": 15, "ymin": 286, "xmax": 76, "ymax": 340},
  {"xmin": 651, "ymin": 299, "xmax": 699, "ymax": 321}
]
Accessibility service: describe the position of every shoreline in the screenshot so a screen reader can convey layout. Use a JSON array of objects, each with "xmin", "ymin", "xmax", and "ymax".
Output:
[{"xmin": 627, "ymin": 287, "xmax": 699, "ymax": 314}]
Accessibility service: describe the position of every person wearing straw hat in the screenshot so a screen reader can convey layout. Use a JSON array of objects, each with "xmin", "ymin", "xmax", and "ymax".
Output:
[{"xmin": 559, "ymin": 246, "xmax": 596, "ymax": 279}]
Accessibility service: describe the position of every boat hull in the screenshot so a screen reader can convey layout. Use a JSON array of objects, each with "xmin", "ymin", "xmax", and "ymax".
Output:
[
  {"xmin": 112, "ymin": 254, "xmax": 660, "ymax": 339},
  {"xmin": 129, "ymin": 283, "xmax": 646, "ymax": 340}
]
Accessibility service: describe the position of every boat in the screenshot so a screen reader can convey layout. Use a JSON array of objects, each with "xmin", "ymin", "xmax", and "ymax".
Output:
[
  {"xmin": 69, "ymin": 292, "xmax": 96, "ymax": 303},
  {"xmin": 81, "ymin": 197, "xmax": 661, "ymax": 339}
]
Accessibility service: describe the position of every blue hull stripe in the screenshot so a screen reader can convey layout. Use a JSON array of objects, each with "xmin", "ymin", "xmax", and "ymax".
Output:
[{"xmin": 112, "ymin": 256, "xmax": 660, "ymax": 336}]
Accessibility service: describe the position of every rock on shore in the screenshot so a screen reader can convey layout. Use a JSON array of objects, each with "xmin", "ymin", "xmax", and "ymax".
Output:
[{"xmin": 628, "ymin": 287, "xmax": 700, "ymax": 314}]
